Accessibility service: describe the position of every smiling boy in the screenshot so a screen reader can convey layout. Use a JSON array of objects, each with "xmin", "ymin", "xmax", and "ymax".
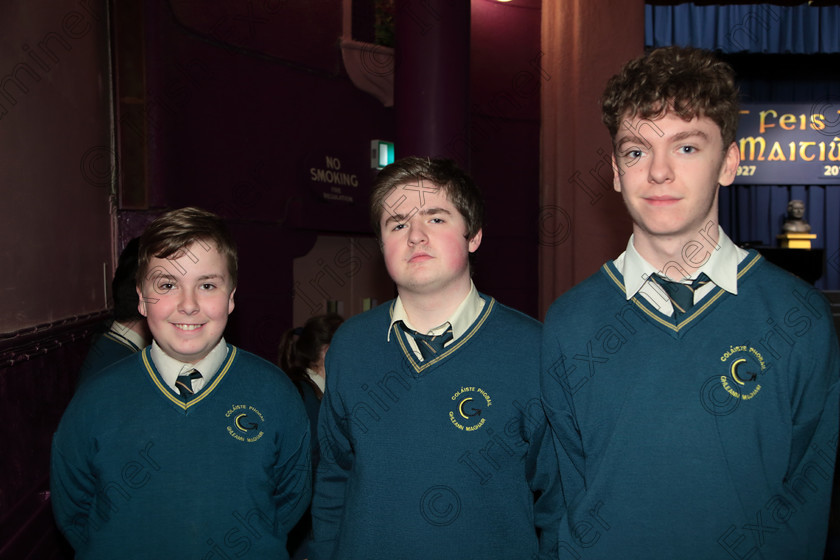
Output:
[
  {"xmin": 51, "ymin": 207, "xmax": 311, "ymax": 559},
  {"xmin": 311, "ymin": 157, "xmax": 560, "ymax": 559},
  {"xmin": 541, "ymin": 47, "xmax": 839, "ymax": 558}
]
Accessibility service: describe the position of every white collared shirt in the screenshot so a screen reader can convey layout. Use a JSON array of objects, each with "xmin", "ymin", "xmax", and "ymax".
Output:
[
  {"xmin": 149, "ymin": 337, "xmax": 229, "ymax": 394},
  {"xmin": 387, "ymin": 281, "xmax": 486, "ymax": 360},
  {"xmin": 613, "ymin": 227, "xmax": 747, "ymax": 315}
]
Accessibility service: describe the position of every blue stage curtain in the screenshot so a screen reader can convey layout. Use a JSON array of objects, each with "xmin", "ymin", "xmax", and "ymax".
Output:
[
  {"xmin": 719, "ymin": 70, "xmax": 840, "ymax": 291},
  {"xmin": 646, "ymin": 4, "xmax": 840, "ymax": 54},
  {"xmin": 645, "ymin": 4, "xmax": 840, "ymax": 290},
  {"xmin": 720, "ymin": 184, "xmax": 839, "ymax": 290}
]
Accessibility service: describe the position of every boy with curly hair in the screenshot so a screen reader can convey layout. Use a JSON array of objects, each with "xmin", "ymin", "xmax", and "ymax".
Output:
[{"xmin": 542, "ymin": 47, "xmax": 839, "ymax": 558}]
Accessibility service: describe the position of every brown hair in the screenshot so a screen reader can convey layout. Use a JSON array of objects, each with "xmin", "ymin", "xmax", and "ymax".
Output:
[
  {"xmin": 369, "ymin": 157, "xmax": 484, "ymax": 242},
  {"xmin": 137, "ymin": 207, "xmax": 238, "ymax": 287},
  {"xmin": 601, "ymin": 46, "xmax": 740, "ymax": 147},
  {"xmin": 113, "ymin": 237, "xmax": 144, "ymax": 322},
  {"xmin": 278, "ymin": 313, "xmax": 344, "ymax": 400}
]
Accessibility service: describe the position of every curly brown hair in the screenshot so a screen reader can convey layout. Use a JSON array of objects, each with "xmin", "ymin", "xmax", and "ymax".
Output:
[{"xmin": 601, "ymin": 46, "xmax": 740, "ymax": 148}]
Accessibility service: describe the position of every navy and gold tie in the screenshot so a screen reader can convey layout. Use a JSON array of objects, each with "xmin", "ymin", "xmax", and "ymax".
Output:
[
  {"xmin": 176, "ymin": 370, "xmax": 202, "ymax": 400},
  {"xmin": 401, "ymin": 323, "xmax": 454, "ymax": 361},
  {"xmin": 651, "ymin": 273, "xmax": 711, "ymax": 322}
]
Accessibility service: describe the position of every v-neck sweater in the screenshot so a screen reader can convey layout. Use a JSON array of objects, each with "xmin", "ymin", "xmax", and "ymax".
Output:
[
  {"xmin": 51, "ymin": 345, "xmax": 311, "ymax": 559},
  {"xmin": 541, "ymin": 250, "xmax": 840, "ymax": 559},
  {"xmin": 311, "ymin": 296, "xmax": 561, "ymax": 559}
]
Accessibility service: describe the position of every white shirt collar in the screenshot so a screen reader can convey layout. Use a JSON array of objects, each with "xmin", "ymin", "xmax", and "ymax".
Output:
[
  {"xmin": 615, "ymin": 227, "xmax": 747, "ymax": 300},
  {"xmin": 150, "ymin": 337, "xmax": 229, "ymax": 393},
  {"xmin": 306, "ymin": 368, "xmax": 326, "ymax": 393},
  {"xmin": 109, "ymin": 320, "xmax": 148, "ymax": 350},
  {"xmin": 387, "ymin": 281, "xmax": 485, "ymax": 344}
]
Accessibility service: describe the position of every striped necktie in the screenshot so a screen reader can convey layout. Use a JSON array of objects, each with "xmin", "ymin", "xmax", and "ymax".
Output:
[
  {"xmin": 400, "ymin": 323, "xmax": 454, "ymax": 361},
  {"xmin": 651, "ymin": 273, "xmax": 711, "ymax": 322},
  {"xmin": 176, "ymin": 370, "xmax": 202, "ymax": 400}
]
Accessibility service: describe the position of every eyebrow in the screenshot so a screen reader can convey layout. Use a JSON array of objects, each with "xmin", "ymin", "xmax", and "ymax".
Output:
[
  {"xmin": 383, "ymin": 206, "xmax": 453, "ymax": 226},
  {"xmin": 151, "ymin": 272, "xmax": 178, "ymax": 282},
  {"xmin": 671, "ymin": 129, "xmax": 709, "ymax": 143},
  {"xmin": 150, "ymin": 272, "xmax": 226, "ymax": 283},
  {"xmin": 196, "ymin": 274, "xmax": 226, "ymax": 282},
  {"xmin": 615, "ymin": 135, "xmax": 648, "ymax": 150},
  {"xmin": 615, "ymin": 129, "xmax": 710, "ymax": 150}
]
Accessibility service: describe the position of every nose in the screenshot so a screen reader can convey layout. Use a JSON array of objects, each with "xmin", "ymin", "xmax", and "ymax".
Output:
[
  {"xmin": 407, "ymin": 218, "xmax": 427, "ymax": 245},
  {"xmin": 648, "ymin": 151, "xmax": 674, "ymax": 184},
  {"xmin": 178, "ymin": 289, "xmax": 199, "ymax": 314}
]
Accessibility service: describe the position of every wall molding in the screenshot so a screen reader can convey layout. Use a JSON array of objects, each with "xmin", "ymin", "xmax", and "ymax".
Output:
[{"xmin": 0, "ymin": 311, "xmax": 110, "ymax": 369}]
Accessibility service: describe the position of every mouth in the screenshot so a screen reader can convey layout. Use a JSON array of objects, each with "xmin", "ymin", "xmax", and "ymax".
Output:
[
  {"xmin": 173, "ymin": 323, "xmax": 204, "ymax": 331},
  {"xmin": 408, "ymin": 252, "xmax": 432, "ymax": 263},
  {"xmin": 644, "ymin": 195, "xmax": 681, "ymax": 206}
]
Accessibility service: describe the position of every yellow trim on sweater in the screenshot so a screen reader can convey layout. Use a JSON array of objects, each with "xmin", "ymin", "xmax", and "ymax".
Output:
[
  {"xmin": 142, "ymin": 346, "xmax": 237, "ymax": 410},
  {"xmin": 392, "ymin": 298, "xmax": 496, "ymax": 374},
  {"xmin": 603, "ymin": 253, "xmax": 762, "ymax": 333},
  {"xmin": 102, "ymin": 331, "xmax": 140, "ymax": 352}
]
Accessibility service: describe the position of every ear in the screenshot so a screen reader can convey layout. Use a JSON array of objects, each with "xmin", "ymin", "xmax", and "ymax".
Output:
[
  {"xmin": 228, "ymin": 287, "xmax": 236, "ymax": 314},
  {"xmin": 718, "ymin": 142, "xmax": 740, "ymax": 187},
  {"xmin": 136, "ymin": 286, "xmax": 148, "ymax": 317},
  {"xmin": 612, "ymin": 153, "xmax": 622, "ymax": 193},
  {"xmin": 468, "ymin": 229, "xmax": 483, "ymax": 253}
]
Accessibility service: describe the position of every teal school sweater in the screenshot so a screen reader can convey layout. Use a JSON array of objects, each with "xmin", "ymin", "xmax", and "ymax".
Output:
[
  {"xmin": 542, "ymin": 250, "xmax": 839, "ymax": 559},
  {"xmin": 312, "ymin": 296, "xmax": 561, "ymax": 560},
  {"xmin": 51, "ymin": 345, "xmax": 311, "ymax": 560}
]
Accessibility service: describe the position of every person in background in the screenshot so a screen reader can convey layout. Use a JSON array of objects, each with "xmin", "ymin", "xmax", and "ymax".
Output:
[
  {"xmin": 279, "ymin": 313, "xmax": 345, "ymax": 404},
  {"xmin": 541, "ymin": 46, "xmax": 839, "ymax": 559},
  {"xmin": 278, "ymin": 312, "xmax": 344, "ymax": 559},
  {"xmin": 76, "ymin": 237, "xmax": 149, "ymax": 387}
]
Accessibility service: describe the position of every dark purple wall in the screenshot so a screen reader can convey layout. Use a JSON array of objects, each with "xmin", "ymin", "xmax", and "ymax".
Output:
[
  {"xmin": 139, "ymin": 0, "xmax": 395, "ymax": 360},
  {"xmin": 0, "ymin": 0, "xmax": 113, "ymax": 333},
  {"xmin": 470, "ymin": 1, "xmax": 542, "ymax": 318},
  {"xmin": 133, "ymin": 0, "xmax": 542, "ymax": 361},
  {"xmin": 0, "ymin": 0, "xmax": 113, "ymax": 555}
]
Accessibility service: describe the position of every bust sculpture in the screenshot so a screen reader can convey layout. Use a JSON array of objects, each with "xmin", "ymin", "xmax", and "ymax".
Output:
[{"xmin": 782, "ymin": 199, "xmax": 811, "ymax": 233}]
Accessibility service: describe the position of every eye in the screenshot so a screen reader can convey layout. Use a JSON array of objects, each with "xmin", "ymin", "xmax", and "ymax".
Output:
[
  {"xmin": 622, "ymin": 149, "xmax": 643, "ymax": 160},
  {"xmin": 201, "ymin": 283, "xmax": 216, "ymax": 291},
  {"xmin": 393, "ymin": 223, "xmax": 407, "ymax": 231},
  {"xmin": 156, "ymin": 282, "xmax": 174, "ymax": 292},
  {"xmin": 679, "ymin": 145, "xmax": 697, "ymax": 154},
  {"xmin": 430, "ymin": 217, "xmax": 444, "ymax": 224}
]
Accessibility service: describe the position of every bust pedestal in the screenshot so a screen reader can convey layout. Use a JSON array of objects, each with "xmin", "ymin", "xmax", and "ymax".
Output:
[{"xmin": 777, "ymin": 233, "xmax": 818, "ymax": 249}]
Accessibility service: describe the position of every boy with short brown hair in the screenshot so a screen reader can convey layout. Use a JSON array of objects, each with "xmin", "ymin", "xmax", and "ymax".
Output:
[
  {"xmin": 52, "ymin": 207, "xmax": 311, "ymax": 559},
  {"xmin": 312, "ymin": 157, "xmax": 560, "ymax": 559}
]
